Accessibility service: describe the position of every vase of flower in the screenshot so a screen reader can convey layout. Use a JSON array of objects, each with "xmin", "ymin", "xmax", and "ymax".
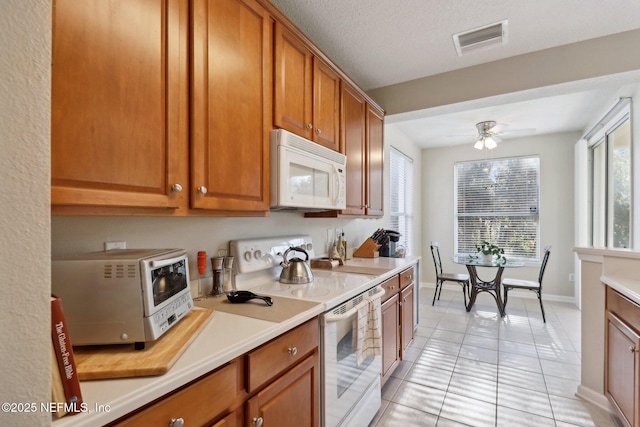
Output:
[{"xmin": 475, "ymin": 241, "xmax": 505, "ymax": 263}]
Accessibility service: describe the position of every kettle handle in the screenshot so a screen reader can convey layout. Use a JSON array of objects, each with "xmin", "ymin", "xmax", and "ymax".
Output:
[{"xmin": 282, "ymin": 246, "xmax": 309, "ymax": 261}]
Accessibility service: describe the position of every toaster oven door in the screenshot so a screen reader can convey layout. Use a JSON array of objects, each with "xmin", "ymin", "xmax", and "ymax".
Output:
[{"xmin": 141, "ymin": 251, "xmax": 190, "ymax": 316}]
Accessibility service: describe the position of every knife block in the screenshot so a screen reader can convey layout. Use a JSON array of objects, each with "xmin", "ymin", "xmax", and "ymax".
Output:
[{"xmin": 353, "ymin": 238, "xmax": 381, "ymax": 258}]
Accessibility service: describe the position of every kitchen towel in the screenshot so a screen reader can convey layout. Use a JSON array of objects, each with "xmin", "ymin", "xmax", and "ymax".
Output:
[{"xmin": 354, "ymin": 287, "xmax": 384, "ymax": 366}]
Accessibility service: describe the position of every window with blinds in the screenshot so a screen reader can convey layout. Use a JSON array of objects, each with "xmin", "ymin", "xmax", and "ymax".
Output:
[
  {"xmin": 455, "ymin": 156, "xmax": 540, "ymax": 261},
  {"xmin": 390, "ymin": 148, "xmax": 414, "ymax": 255}
]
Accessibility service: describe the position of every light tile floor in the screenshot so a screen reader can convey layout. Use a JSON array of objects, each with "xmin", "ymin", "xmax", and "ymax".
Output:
[{"xmin": 370, "ymin": 287, "xmax": 621, "ymax": 427}]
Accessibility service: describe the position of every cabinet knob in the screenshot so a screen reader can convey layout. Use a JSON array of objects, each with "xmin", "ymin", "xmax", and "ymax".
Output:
[
  {"xmin": 315, "ymin": 128, "xmax": 322, "ymax": 135},
  {"xmin": 171, "ymin": 183, "xmax": 183, "ymax": 193},
  {"xmin": 288, "ymin": 346, "xmax": 298, "ymax": 356},
  {"xmin": 169, "ymin": 418, "xmax": 185, "ymax": 427},
  {"xmin": 197, "ymin": 186, "xmax": 208, "ymax": 195},
  {"xmin": 306, "ymin": 123, "xmax": 313, "ymax": 130},
  {"xmin": 253, "ymin": 417, "xmax": 264, "ymax": 427}
]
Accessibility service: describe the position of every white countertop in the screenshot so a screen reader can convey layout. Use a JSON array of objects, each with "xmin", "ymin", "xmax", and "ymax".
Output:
[
  {"xmin": 574, "ymin": 246, "xmax": 640, "ymax": 305},
  {"xmin": 54, "ymin": 256, "xmax": 420, "ymax": 426}
]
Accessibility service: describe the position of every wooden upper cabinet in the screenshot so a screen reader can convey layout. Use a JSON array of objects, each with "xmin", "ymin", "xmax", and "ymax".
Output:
[
  {"xmin": 366, "ymin": 104, "xmax": 384, "ymax": 216},
  {"xmin": 274, "ymin": 22, "xmax": 340, "ymax": 152},
  {"xmin": 312, "ymin": 58, "xmax": 340, "ymax": 151},
  {"xmin": 190, "ymin": 0, "xmax": 272, "ymax": 212},
  {"xmin": 340, "ymin": 83, "xmax": 366, "ymax": 216},
  {"xmin": 274, "ymin": 22, "xmax": 313, "ymax": 139},
  {"xmin": 51, "ymin": 0, "xmax": 189, "ymax": 210}
]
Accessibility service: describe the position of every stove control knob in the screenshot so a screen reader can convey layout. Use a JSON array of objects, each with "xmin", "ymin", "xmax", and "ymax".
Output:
[
  {"xmin": 254, "ymin": 250, "xmax": 262, "ymax": 259},
  {"xmin": 244, "ymin": 251, "xmax": 252, "ymax": 262},
  {"xmin": 306, "ymin": 243, "xmax": 313, "ymax": 251}
]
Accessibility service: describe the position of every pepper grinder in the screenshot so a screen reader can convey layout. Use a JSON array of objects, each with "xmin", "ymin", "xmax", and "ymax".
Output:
[
  {"xmin": 210, "ymin": 256, "xmax": 225, "ymax": 297},
  {"xmin": 223, "ymin": 256, "xmax": 235, "ymax": 292}
]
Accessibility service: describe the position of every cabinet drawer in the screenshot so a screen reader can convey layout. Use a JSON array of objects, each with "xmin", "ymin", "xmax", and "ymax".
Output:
[
  {"xmin": 607, "ymin": 287, "xmax": 640, "ymax": 333},
  {"xmin": 381, "ymin": 275, "xmax": 400, "ymax": 302},
  {"xmin": 400, "ymin": 267, "xmax": 415, "ymax": 289},
  {"xmin": 247, "ymin": 318, "xmax": 319, "ymax": 393},
  {"xmin": 113, "ymin": 358, "xmax": 245, "ymax": 427}
]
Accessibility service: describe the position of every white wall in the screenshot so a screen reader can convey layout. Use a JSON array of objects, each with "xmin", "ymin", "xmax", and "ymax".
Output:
[
  {"xmin": 51, "ymin": 126, "xmax": 424, "ymax": 284},
  {"xmin": 421, "ymin": 132, "xmax": 578, "ymax": 300},
  {"xmin": 0, "ymin": 0, "xmax": 51, "ymax": 425}
]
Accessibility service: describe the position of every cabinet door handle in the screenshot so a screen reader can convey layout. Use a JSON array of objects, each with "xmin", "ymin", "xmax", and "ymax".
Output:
[
  {"xmin": 171, "ymin": 183, "xmax": 183, "ymax": 193},
  {"xmin": 169, "ymin": 418, "xmax": 185, "ymax": 427},
  {"xmin": 306, "ymin": 123, "xmax": 313, "ymax": 130},
  {"xmin": 316, "ymin": 128, "xmax": 322, "ymax": 134},
  {"xmin": 288, "ymin": 346, "xmax": 298, "ymax": 356},
  {"xmin": 253, "ymin": 417, "xmax": 264, "ymax": 427},
  {"xmin": 197, "ymin": 186, "xmax": 208, "ymax": 195}
]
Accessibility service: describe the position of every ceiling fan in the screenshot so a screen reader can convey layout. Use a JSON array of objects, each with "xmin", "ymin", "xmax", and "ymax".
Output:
[{"xmin": 472, "ymin": 120, "xmax": 536, "ymax": 150}]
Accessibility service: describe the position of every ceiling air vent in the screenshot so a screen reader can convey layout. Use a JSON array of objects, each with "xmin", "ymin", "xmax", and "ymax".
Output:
[{"xmin": 453, "ymin": 20, "xmax": 508, "ymax": 56}]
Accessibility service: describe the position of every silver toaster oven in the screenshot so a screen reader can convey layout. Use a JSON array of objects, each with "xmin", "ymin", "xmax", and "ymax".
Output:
[{"xmin": 52, "ymin": 249, "xmax": 193, "ymax": 348}]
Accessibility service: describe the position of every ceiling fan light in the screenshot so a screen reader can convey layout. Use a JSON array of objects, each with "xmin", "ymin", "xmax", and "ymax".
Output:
[
  {"xmin": 474, "ymin": 139, "xmax": 484, "ymax": 150},
  {"xmin": 485, "ymin": 136, "xmax": 498, "ymax": 149}
]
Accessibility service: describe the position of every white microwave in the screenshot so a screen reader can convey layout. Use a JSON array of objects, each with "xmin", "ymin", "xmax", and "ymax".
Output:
[{"xmin": 270, "ymin": 129, "xmax": 346, "ymax": 211}]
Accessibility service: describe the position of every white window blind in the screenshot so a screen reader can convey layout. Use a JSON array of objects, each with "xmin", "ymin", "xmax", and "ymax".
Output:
[
  {"xmin": 455, "ymin": 156, "xmax": 540, "ymax": 261},
  {"xmin": 390, "ymin": 148, "xmax": 414, "ymax": 255}
]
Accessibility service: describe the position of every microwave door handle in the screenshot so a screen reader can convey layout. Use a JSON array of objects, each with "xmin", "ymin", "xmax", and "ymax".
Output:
[
  {"xmin": 332, "ymin": 164, "xmax": 341, "ymax": 205},
  {"xmin": 150, "ymin": 255, "xmax": 185, "ymax": 268}
]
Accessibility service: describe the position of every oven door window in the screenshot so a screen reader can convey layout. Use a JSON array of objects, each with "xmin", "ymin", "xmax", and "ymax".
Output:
[
  {"xmin": 151, "ymin": 259, "xmax": 188, "ymax": 307},
  {"xmin": 335, "ymin": 318, "xmax": 373, "ymax": 397}
]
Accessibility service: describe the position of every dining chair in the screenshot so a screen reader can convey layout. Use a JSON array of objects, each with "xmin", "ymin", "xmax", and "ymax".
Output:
[
  {"xmin": 430, "ymin": 241, "xmax": 470, "ymax": 306},
  {"xmin": 502, "ymin": 245, "xmax": 551, "ymax": 322}
]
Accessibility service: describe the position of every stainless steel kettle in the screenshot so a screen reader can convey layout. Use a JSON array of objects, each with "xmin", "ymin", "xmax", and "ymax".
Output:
[{"xmin": 279, "ymin": 246, "xmax": 314, "ymax": 284}]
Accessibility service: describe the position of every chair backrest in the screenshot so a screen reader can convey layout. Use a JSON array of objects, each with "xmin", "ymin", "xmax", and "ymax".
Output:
[
  {"xmin": 430, "ymin": 241, "xmax": 443, "ymax": 276},
  {"xmin": 538, "ymin": 245, "xmax": 552, "ymax": 287}
]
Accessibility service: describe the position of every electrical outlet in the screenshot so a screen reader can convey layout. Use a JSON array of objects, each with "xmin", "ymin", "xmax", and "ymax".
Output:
[
  {"xmin": 105, "ymin": 241, "xmax": 126, "ymax": 251},
  {"xmin": 569, "ymin": 273, "xmax": 575, "ymax": 282}
]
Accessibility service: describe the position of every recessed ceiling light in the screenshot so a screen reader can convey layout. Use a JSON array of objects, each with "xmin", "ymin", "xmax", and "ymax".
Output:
[{"xmin": 453, "ymin": 20, "xmax": 508, "ymax": 56}]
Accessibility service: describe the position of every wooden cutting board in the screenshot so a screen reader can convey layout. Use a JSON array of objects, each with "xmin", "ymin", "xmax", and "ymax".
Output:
[{"xmin": 73, "ymin": 307, "xmax": 214, "ymax": 380}]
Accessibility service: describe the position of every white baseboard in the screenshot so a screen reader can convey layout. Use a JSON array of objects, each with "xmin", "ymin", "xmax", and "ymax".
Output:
[
  {"xmin": 419, "ymin": 281, "xmax": 577, "ymax": 306},
  {"xmin": 576, "ymin": 384, "xmax": 611, "ymax": 411}
]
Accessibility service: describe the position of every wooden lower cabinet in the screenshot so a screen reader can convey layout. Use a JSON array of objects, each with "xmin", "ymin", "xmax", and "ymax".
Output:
[
  {"xmin": 380, "ymin": 267, "xmax": 416, "ymax": 385},
  {"xmin": 111, "ymin": 358, "xmax": 245, "ymax": 427},
  {"xmin": 112, "ymin": 319, "xmax": 319, "ymax": 427},
  {"xmin": 246, "ymin": 353, "xmax": 319, "ymax": 427},
  {"xmin": 400, "ymin": 283, "xmax": 415, "ymax": 356},
  {"xmin": 212, "ymin": 407, "xmax": 244, "ymax": 427},
  {"xmin": 381, "ymin": 293, "xmax": 400, "ymax": 385},
  {"xmin": 606, "ymin": 287, "xmax": 640, "ymax": 427}
]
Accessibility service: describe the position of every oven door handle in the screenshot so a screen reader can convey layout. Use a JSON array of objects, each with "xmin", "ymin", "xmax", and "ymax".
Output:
[
  {"xmin": 150, "ymin": 255, "xmax": 185, "ymax": 268},
  {"xmin": 324, "ymin": 287, "xmax": 385, "ymax": 324}
]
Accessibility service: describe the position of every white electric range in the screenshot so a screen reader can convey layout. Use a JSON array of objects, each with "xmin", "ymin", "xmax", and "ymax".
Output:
[{"xmin": 229, "ymin": 235, "xmax": 385, "ymax": 427}]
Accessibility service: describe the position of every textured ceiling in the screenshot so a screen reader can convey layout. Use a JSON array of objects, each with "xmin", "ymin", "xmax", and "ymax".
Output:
[{"xmin": 270, "ymin": 0, "xmax": 640, "ymax": 148}]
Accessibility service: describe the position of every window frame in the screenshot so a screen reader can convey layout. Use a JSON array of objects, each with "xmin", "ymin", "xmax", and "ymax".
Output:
[
  {"xmin": 389, "ymin": 146, "xmax": 414, "ymax": 255},
  {"xmin": 454, "ymin": 155, "xmax": 541, "ymax": 262},
  {"xmin": 588, "ymin": 102, "xmax": 633, "ymax": 249}
]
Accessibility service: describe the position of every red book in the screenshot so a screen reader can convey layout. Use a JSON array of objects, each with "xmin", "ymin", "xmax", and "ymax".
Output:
[{"xmin": 51, "ymin": 296, "xmax": 83, "ymax": 415}]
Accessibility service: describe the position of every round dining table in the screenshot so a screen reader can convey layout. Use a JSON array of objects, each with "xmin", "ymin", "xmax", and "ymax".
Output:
[{"xmin": 453, "ymin": 256, "xmax": 524, "ymax": 316}]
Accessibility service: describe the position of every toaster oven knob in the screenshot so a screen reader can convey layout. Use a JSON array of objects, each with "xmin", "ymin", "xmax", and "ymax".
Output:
[
  {"xmin": 171, "ymin": 183, "xmax": 183, "ymax": 193},
  {"xmin": 252, "ymin": 417, "xmax": 264, "ymax": 427},
  {"xmin": 169, "ymin": 418, "xmax": 184, "ymax": 427},
  {"xmin": 120, "ymin": 333, "xmax": 129, "ymax": 340}
]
